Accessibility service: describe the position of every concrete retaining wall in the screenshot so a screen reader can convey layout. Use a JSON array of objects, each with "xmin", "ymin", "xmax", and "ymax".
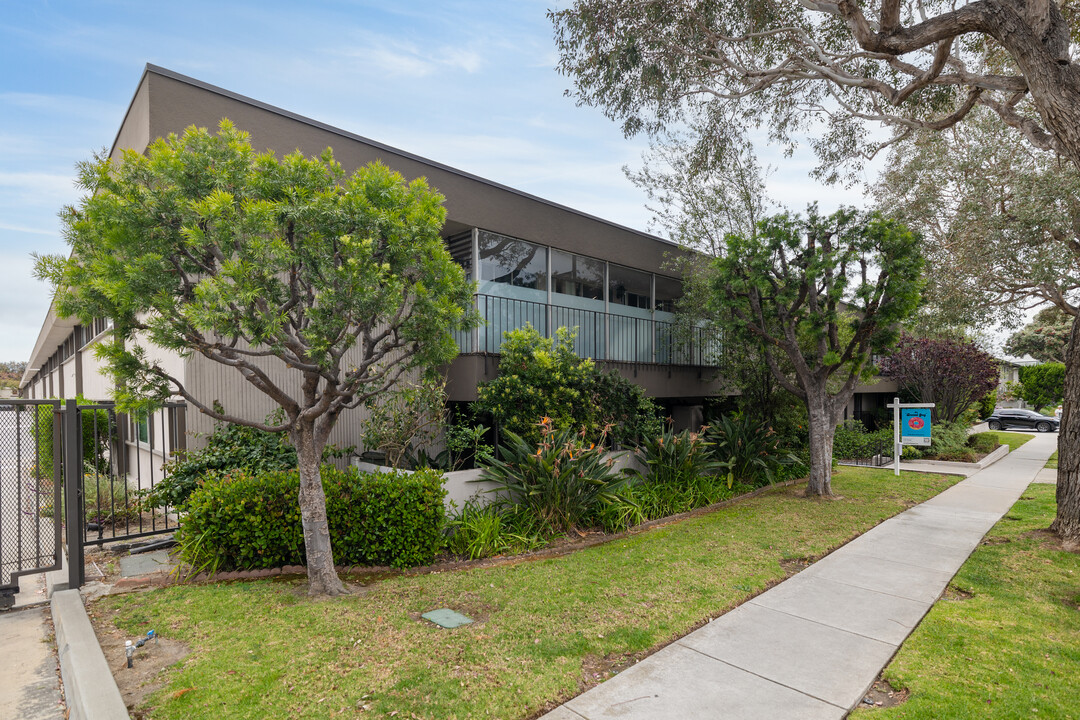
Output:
[{"xmin": 353, "ymin": 448, "xmax": 647, "ymax": 511}]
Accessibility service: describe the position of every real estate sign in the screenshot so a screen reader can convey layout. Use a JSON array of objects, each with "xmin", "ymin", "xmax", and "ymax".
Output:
[
  {"xmin": 900, "ymin": 408, "xmax": 932, "ymax": 446},
  {"xmin": 888, "ymin": 398, "xmax": 936, "ymax": 477}
]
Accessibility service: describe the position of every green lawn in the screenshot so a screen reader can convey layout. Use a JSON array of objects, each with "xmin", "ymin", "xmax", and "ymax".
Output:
[
  {"xmin": 982, "ymin": 431, "xmax": 1035, "ymax": 453},
  {"xmin": 1046, "ymin": 451, "xmax": 1058, "ymax": 469},
  {"xmin": 852, "ymin": 484, "xmax": 1080, "ymax": 719},
  {"xmin": 96, "ymin": 468, "xmax": 961, "ymax": 720}
]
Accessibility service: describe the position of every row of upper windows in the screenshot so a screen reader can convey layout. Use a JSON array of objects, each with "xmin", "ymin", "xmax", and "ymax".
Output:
[{"xmin": 463, "ymin": 230, "xmax": 681, "ymax": 312}]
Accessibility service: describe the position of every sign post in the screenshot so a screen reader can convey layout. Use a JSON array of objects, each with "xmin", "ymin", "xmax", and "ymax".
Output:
[{"xmin": 887, "ymin": 398, "xmax": 936, "ymax": 476}]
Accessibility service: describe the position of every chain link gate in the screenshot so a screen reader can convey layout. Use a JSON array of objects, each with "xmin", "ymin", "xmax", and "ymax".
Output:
[
  {"xmin": 1, "ymin": 399, "xmax": 186, "ymax": 603},
  {"xmin": 0, "ymin": 400, "xmax": 63, "ymax": 609}
]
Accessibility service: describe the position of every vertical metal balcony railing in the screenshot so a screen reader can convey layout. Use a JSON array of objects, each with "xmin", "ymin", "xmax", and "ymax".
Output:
[{"xmin": 454, "ymin": 293, "xmax": 719, "ymax": 367}]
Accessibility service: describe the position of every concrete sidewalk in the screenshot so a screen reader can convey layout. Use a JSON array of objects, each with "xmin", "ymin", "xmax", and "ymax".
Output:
[
  {"xmin": 542, "ymin": 432, "xmax": 1058, "ymax": 720},
  {"xmin": 0, "ymin": 600, "xmax": 64, "ymax": 720}
]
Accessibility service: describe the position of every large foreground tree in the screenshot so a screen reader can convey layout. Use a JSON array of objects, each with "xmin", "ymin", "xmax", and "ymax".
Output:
[
  {"xmin": 36, "ymin": 122, "xmax": 476, "ymax": 595},
  {"xmin": 711, "ymin": 208, "xmax": 923, "ymax": 496},
  {"xmin": 552, "ymin": 0, "xmax": 1080, "ymax": 544}
]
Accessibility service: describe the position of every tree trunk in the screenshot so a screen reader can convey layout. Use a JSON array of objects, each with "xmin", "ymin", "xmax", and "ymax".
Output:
[
  {"xmin": 805, "ymin": 389, "xmax": 835, "ymax": 497},
  {"xmin": 292, "ymin": 421, "xmax": 348, "ymax": 596},
  {"xmin": 1051, "ymin": 320, "xmax": 1080, "ymax": 549}
]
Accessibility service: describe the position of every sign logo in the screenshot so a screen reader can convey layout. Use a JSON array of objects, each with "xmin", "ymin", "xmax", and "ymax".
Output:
[{"xmin": 901, "ymin": 408, "xmax": 932, "ymax": 446}]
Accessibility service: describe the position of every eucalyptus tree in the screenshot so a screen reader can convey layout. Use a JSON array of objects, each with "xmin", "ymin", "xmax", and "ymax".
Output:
[
  {"xmin": 711, "ymin": 208, "xmax": 923, "ymax": 497},
  {"xmin": 874, "ymin": 109, "xmax": 1080, "ymax": 331},
  {"xmin": 1006, "ymin": 307, "xmax": 1073, "ymax": 363},
  {"xmin": 35, "ymin": 121, "xmax": 476, "ymax": 595},
  {"xmin": 551, "ymin": 0, "xmax": 1080, "ymax": 545}
]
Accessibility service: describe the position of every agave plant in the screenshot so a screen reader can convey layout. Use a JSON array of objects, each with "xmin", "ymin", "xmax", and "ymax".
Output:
[
  {"xmin": 708, "ymin": 415, "xmax": 803, "ymax": 488},
  {"xmin": 479, "ymin": 417, "xmax": 625, "ymax": 535}
]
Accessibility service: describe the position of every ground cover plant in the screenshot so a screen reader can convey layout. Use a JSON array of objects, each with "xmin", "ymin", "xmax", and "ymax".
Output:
[
  {"xmin": 98, "ymin": 466, "xmax": 960, "ymax": 720},
  {"xmin": 851, "ymin": 484, "xmax": 1080, "ymax": 719},
  {"xmin": 1048, "ymin": 451, "xmax": 1059, "ymax": 469}
]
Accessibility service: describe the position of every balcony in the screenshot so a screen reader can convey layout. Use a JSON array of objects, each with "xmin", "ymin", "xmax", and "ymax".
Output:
[{"xmin": 454, "ymin": 293, "xmax": 720, "ymax": 368}]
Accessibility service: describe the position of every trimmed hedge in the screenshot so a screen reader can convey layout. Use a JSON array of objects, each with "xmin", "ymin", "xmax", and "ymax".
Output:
[
  {"xmin": 178, "ymin": 466, "xmax": 446, "ymax": 571},
  {"xmin": 833, "ymin": 421, "xmax": 893, "ymax": 461}
]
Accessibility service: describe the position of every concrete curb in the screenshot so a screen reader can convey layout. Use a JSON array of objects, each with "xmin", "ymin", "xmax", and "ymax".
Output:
[
  {"xmin": 51, "ymin": 589, "xmax": 129, "ymax": 720},
  {"xmin": 906, "ymin": 443, "xmax": 1009, "ymax": 472}
]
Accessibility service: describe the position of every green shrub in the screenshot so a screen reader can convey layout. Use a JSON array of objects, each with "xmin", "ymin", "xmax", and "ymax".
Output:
[
  {"xmin": 774, "ymin": 448, "xmax": 811, "ymax": 483},
  {"xmin": 923, "ymin": 414, "xmax": 976, "ymax": 459},
  {"xmin": 31, "ymin": 396, "xmax": 111, "ymax": 478},
  {"xmin": 479, "ymin": 418, "xmax": 625, "ymax": 535},
  {"xmin": 83, "ymin": 471, "xmax": 139, "ymax": 526},
  {"xmin": 967, "ymin": 432, "xmax": 999, "ymax": 455},
  {"xmin": 178, "ymin": 466, "xmax": 446, "ymax": 571},
  {"xmin": 475, "ymin": 325, "xmax": 661, "ymax": 447},
  {"xmin": 708, "ymin": 415, "xmax": 803, "ymax": 487},
  {"xmin": 361, "ymin": 376, "xmax": 447, "ymax": 469},
  {"xmin": 977, "ymin": 389, "xmax": 997, "ymax": 419},
  {"xmin": 631, "ymin": 425, "xmax": 723, "ymax": 487},
  {"xmin": 832, "ymin": 420, "xmax": 893, "ymax": 461},
  {"xmin": 445, "ymin": 501, "xmax": 545, "ymax": 559},
  {"xmin": 144, "ymin": 420, "xmax": 298, "ymax": 510}
]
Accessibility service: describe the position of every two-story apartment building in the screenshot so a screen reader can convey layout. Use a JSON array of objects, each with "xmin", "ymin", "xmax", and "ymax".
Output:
[{"xmin": 20, "ymin": 65, "xmax": 723, "ymax": 456}]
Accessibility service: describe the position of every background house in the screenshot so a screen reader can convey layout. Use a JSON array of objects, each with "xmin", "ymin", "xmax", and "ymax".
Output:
[{"xmin": 20, "ymin": 65, "xmax": 723, "ymax": 461}]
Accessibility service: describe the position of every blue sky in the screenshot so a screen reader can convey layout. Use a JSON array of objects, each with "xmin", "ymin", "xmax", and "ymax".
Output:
[{"xmin": 0, "ymin": 1, "xmax": 871, "ymax": 364}]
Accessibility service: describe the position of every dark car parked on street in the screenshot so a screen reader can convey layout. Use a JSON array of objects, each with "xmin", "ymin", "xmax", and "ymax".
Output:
[{"xmin": 984, "ymin": 408, "xmax": 1059, "ymax": 433}]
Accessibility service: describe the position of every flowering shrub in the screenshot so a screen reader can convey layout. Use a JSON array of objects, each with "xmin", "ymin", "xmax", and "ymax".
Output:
[
  {"xmin": 708, "ymin": 414, "xmax": 803, "ymax": 487},
  {"xmin": 476, "ymin": 325, "xmax": 661, "ymax": 446},
  {"xmin": 631, "ymin": 425, "xmax": 723, "ymax": 487}
]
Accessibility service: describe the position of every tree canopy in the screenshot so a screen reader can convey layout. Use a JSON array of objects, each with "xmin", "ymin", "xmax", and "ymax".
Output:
[
  {"xmin": 36, "ymin": 121, "xmax": 476, "ymax": 594},
  {"xmin": 710, "ymin": 208, "xmax": 923, "ymax": 496},
  {"xmin": 552, "ymin": 0, "xmax": 1080, "ymax": 545},
  {"xmin": 879, "ymin": 333, "xmax": 999, "ymax": 423},
  {"xmin": 874, "ymin": 109, "xmax": 1080, "ymax": 332},
  {"xmin": 1005, "ymin": 307, "xmax": 1074, "ymax": 363},
  {"xmin": 552, "ymin": 1, "xmax": 1080, "ymax": 176},
  {"xmin": 1018, "ymin": 362, "xmax": 1067, "ymax": 412}
]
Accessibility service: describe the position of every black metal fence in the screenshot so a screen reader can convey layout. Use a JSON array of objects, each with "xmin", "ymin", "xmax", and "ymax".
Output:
[
  {"xmin": 0, "ymin": 400, "xmax": 63, "ymax": 604},
  {"xmin": 838, "ymin": 434, "xmax": 894, "ymax": 467},
  {"xmin": 0, "ymin": 398, "xmax": 188, "ymax": 597},
  {"xmin": 455, "ymin": 293, "xmax": 720, "ymax": 366},
  {"xmin": 75, "ymin": 402, "xmax": 187, "ymax": 547}
]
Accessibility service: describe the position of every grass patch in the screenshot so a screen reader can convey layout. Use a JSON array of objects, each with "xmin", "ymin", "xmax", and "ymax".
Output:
[
  {"xmin": 1046, "ymin": 451, "xmax": 1058, "ymax": 469},
  {"xmin": 981, "ymin": 431, "xmax": 1035, "ymax": 453},
  {"xmin": 851, "ymin": 484, "xmax": 1080, "ymax": 719},
  {"xmin": 97, "ymin": 467, "xmax": 961, "ymax": 720}
]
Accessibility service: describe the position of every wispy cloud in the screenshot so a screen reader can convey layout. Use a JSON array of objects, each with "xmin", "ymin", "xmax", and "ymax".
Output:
[
  {"xmin": 329, "ymin": 36, "xmax": 485, "ymax": 78},
  {"xmin": 0, "ymin": 223, "xmax": 58, "ymax": 237},
  {"xmin": 0, "ymin": 171, "xmax": 78, "ymax": 205}
]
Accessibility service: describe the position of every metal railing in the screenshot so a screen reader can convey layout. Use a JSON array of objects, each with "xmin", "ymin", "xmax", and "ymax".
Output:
[
  {"xmin": 455, "ymin": 293, "xmax": 720, "ymax": 367},
  {"xmin": 75, "ymin": 402, "xmax": 187, "ymax": 548},
  {"xmin": 836, "ymin": 434, "xmax": 894, "ymax": 467}
]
